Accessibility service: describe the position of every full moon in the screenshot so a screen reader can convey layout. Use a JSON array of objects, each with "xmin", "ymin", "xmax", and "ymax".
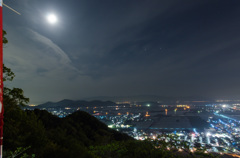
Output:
[{"xmin": 47, "ymin": 14, "xmax": 58, "ymax": 24}]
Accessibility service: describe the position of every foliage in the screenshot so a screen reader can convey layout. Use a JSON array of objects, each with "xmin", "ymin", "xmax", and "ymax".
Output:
[
  {"xmin": 3, "ymin": 30, "xmax": 8, "ymax": 45},
  {"xmin": 3, "ymin": 64, "xmax": 15, "ymax": 82},
  {"xmin": 89, "ymin": 141, "xmax": 128, "ymax": 158},
  {"xmin": 3, "ymin": 86, "xmax": 29, "ymax": 107},
  {"xmin": 89, "ymin": 140, "xmax": 187, "ymax": 158},
  {"xmin": 4, "ymin": 146, "xmax": 35, "ymax": 158}
]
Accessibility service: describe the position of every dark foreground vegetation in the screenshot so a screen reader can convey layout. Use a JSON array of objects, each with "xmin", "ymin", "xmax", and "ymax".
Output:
[{"xmin": 4, "ymin": 107, "xmax": 226, "ymax": 158}]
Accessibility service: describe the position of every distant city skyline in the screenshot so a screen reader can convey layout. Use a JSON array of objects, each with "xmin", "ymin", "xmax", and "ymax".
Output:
[{"xmin": 3, "ymin": 0, "xmax": 240, "ymax": 104}]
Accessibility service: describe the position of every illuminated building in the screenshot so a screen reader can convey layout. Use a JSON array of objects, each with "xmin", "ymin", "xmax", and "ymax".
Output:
[{"xmin": 145, "ymin": 111, "xmax": 150, "ymax": 117}]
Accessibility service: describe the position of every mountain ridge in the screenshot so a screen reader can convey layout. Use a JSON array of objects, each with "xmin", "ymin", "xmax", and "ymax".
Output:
[
  {"xmin": 36, "ymin": 99, "xmax": 116, "ymax": 108},
  {"xmin": 35, "ymin": 95, "xmax": 214, "ymax": 108}
]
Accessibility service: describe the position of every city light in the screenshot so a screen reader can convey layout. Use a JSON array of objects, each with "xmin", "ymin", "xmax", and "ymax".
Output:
[
  {"xmin": 206, "ymin": 132, "xmax": 211, "ymax": 137},
  {"xmin": 30, "ymin": 100, "xmax": 240, "ymax": 155},
  {"xmin": 145, "ymin": 111, "xmax": 150, "ymax": 117},
  {"xmin": 108, "ymin": 125, "xmax": 114, "ymax": 128}
]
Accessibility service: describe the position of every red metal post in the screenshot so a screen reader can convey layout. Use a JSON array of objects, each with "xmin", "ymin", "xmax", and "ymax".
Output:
[{"xmin": 0, "ymin": 0, "xmax": 3, "ymax": 158}]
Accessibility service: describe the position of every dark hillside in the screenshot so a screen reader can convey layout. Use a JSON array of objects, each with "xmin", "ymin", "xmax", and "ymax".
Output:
[
  {"xmin": 4, "ymin": 107, "xmax": 132, "ymax": 158},
  {"xmin": 4, "ymin": 107, "xmax": 230, "ymax": 158},
  {"xmin": 33, "ymin": 109, "xmax": 132, "ymax": 146}
]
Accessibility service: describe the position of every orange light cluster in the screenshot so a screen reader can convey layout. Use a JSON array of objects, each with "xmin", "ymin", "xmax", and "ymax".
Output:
[
  {"xmin": 145, "ymin": 112, "xmax": 150, "ymax": 117},
  {"xmin": 176, "ymin": 105, "xmax": 190, "ymax": 108}
]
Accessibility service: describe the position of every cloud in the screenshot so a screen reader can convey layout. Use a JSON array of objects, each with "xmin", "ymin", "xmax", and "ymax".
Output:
[
  {"xmin": 4, "ymin": 26, "xmax": 81, "ymax": 74},
  {"xmin": 3, "ymin": 26, "xmax": 86, "ymax": 103},
  {"xmin": 27, "ymin": 29, "xmax": 71, "ymax": 64}
]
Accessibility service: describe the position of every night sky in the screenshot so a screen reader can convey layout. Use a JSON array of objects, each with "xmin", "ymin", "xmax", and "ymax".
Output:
[{"xmin": 3, "ymin": 0, "xmax": 240, "ymax": 104}]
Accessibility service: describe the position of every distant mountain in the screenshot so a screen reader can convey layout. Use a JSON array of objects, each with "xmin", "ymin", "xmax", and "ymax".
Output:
[
  {"xmin": 34, "ymin": 95, "xmax": 214, "ymax": 108},
  {"xmin": 83, "ymin": 95, "xmax": 213, "ymax": 103},
  {"xmin": 36, "ymin": 99, "xmax": 116, "ymax": 108}
]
